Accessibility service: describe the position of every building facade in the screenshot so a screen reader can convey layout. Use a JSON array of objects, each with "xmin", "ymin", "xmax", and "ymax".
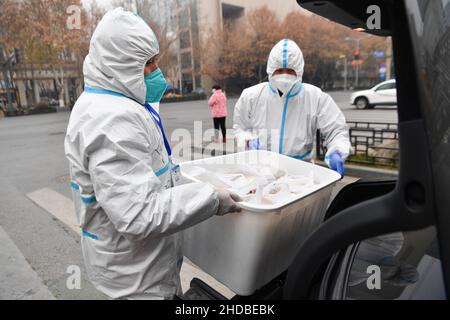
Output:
[
  {"xmin": 12, "ymin": 64, "xmax": 82, "ymax": 109},
  {"xmin": 171, "ymin": 0, "xmax": 306, "ymax": 93}
]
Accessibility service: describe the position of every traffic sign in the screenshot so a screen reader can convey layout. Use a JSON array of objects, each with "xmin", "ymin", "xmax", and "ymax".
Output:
[{"xmin": 373, "ymin": 51, "xmax": 385, "ymax": 58}]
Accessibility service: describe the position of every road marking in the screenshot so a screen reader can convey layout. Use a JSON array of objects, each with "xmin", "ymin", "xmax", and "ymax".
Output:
[
  {"xmin": 25, "ymin": 187, "xmax": 237, "ymax": 298},
  {"xmin": 27, "ymin": 188, "xmax": 80, "ymax": 234},
  {"xmin": 180, "ymin": 258, "xmax": 235, "ymax": 299}
]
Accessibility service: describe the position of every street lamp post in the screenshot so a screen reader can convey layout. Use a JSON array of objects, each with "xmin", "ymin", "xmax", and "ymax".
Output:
[
  {"xmin": 355, "ymin": 39, "xmax": 360, "ymax": 88},
  {"xmin": 339, "ymin": 55, "xmax": 348, "ymax": 91},
  {"xmin": 386, "ymin": 37, "xmax": 393, "ymax": 80}
]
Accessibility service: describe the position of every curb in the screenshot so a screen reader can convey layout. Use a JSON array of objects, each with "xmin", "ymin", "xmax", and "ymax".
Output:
[
  {"xmin": 345, "ymin": 164, "xmax": 398, "ymax": 178},
  {"xmin": 314, "ymin": 160, "xmax": 398, "ymax": 179},
  {"xmin": 0, "ymin": 226, "xmax": 55, "ymax": 300}
]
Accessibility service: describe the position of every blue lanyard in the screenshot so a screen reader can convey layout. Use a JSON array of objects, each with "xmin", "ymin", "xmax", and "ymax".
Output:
[
  {"xmin": 83, "ymin": 86, "xmax": 172, "ymax": 157},
  {"xmin": 144, "ymin": 103, "xmax": 172, "ymax": 157}
]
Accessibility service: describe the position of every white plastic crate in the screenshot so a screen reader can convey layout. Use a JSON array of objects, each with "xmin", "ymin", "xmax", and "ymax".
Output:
[{"xmin": 180, "ymin": 150, "xmax": 341, "ymax": 296}]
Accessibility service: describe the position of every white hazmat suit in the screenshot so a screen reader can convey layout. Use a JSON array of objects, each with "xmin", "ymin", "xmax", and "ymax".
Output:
[
  {"xmin": 233, "ymin": 39, "xmax": 351, "ymax": 164},
  {"xmin": 64, "ymin": 8, "xmax": 219, "ymax": 299}
]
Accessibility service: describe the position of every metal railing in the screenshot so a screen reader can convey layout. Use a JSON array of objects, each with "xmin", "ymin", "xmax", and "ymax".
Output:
[{"xmin": 316, "ymin": 121, "xmax": 399, "ymax": 168}]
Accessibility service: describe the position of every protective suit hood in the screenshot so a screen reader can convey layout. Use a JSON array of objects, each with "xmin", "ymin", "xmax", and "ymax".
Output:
[
  {"xmin": 267, "ymin": 39, "xmax": 305, "ymax": 81},
  {"xmin": 83, "ymin": 7, "xmax": 159, "ymax": 104}
]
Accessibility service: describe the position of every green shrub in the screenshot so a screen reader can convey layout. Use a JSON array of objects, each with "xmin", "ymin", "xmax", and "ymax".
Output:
[
  {"xmin": 161, "ymin": 92, "xmax": 206, "ymax": 103},
  {"xmin": 28, "ymin": 101, "xmax": 57, "ymax": 114}
]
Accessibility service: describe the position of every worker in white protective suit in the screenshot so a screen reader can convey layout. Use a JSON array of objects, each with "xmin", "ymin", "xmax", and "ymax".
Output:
[
  {"xmin": 233, "ymin": 39, "xmax": 351, "ymax": 176},
  {"xmin": 64, "ymin": 8, "xmax": 240, "ymax": 300}
]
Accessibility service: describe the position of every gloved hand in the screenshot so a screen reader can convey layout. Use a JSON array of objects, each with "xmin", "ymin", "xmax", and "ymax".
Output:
[
  {"xmin": 216, "ymin": 189, "xmax": 242, "ymax": 216},
  {"xmin": 329, "ymin": 152, "xmax": 345, "ymax": 177},
  {"xmin": 248, "ymin": 139, "xmax": 261, "ymax": 150}
]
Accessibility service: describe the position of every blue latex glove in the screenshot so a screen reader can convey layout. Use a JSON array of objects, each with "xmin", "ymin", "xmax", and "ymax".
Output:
[
  {"xmin": 329, "ymin": 152, "xmax": 345, "ymax": 176},
  {"xmin": 248, "ymin": 139, "xmax": 261, "ymax": 150}
]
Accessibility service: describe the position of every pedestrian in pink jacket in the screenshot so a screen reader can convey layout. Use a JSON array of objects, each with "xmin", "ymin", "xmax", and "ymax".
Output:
[{"xmin": 208, "ymin": 85, "xmax": 228, "ymax": 143}]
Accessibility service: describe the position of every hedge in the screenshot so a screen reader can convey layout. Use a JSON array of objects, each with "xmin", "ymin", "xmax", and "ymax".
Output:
[
  {"xmin": 28, "ymin": 102, "xmax": 57, "ymax": 114},
  {"xmin": 161, "ymin": 93, "xmax": 206, "ymax": 104}
]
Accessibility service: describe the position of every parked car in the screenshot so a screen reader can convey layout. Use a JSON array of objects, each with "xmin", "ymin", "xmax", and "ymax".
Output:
[
  {"xmin": 165, "ymin": 84, "xmax": 181, "ymax": 95},
  {"xmin": 350, "ymin": 79, "xmax": 397, "ymax": 109}
]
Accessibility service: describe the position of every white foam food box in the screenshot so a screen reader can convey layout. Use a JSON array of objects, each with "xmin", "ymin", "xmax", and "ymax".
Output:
[{"xmin": 179, "ymin": 150, "xmax": 341, "ymax": 296}]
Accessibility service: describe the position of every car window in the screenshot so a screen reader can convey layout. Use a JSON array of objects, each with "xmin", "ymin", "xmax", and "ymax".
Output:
[
  {"xmin": 343, "ymin": 227, "xmax": 446, "ymax": 300},
  {"xmin": 376, "ymin": 83, "xmax": 395, "ymax": 91}
]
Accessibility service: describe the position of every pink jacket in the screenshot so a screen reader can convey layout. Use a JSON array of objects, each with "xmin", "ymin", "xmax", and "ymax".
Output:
[{"xmin": 208, "ymin": 89, "xmax": 227, "ymax": 118}]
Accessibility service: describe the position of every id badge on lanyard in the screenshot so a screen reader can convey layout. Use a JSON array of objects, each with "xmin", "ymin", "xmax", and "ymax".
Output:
[
  {"xmin": 145, "ymin": 103, "xmax": 184, "ymax": 187},
  {"xmin": 170, "ymin": 163, "xmax": 182, "ymax": 187}
]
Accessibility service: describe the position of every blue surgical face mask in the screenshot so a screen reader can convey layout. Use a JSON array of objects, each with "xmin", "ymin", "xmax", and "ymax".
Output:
[{"xmin": 145, "ymin": 68, "xmax": 167, "ymax": 103}]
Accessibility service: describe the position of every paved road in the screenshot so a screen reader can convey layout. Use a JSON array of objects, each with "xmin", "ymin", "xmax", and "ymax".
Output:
[
  {"xmin": 327, "ymin": 91, "xmax": 398, "ymax": 123},
  {"xmin": 0, "ymin": 90, "xmax": 397, "ymax": 299},
  {"xmin": 161, "ymin": 90, "xmax": 398, "ymax": 141},
  {"xmin": 0, "ymin": 112, "xmax": 106, "ymax": 299}
]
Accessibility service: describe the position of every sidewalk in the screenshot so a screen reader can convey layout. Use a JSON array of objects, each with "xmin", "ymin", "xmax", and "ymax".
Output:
[{"xmin": 0, "ymin": 225, "xmax": 54, "ymax": 300}]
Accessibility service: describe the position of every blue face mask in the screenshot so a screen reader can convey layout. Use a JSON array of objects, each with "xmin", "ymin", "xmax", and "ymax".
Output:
[{"xmin": 145, "ymin": 68, "xmax": 167, "ymax": 103}]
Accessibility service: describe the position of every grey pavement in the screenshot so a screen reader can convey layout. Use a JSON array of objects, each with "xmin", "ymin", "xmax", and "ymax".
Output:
[
  {"xmin": 0, "ymin": 112, "xmax": 106, "ymax": 299},
  {"xmin": 327, "ymin": 90, "xmax": 398, "ymax": 123},
  {"xmin": 0, "ymin": 225, "xmax": 54, "ymax": 300},
  {"xmin": 0, "ymin": 90, "xmax": 397, "ymax": 299}
]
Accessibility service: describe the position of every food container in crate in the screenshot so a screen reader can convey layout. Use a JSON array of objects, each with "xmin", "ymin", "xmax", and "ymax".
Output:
[{"xmin": 180, "ymin": 150, "xmax": 341, "ymax": 296}]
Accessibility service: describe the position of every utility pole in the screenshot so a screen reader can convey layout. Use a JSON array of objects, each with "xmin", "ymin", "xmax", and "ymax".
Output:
[
  {"xmin": 340, "ymin": 55, "xmax": 348, "ymax": 91},
  {"xmin": 355, "ymin": 39, "xmax": 360, "ymax": 88},
  {"xmin": 187, "ymin": 3, "xmax": 196, "ymax": 91},
  {"xmin": 345, "ymin": 35, "xmax": 370, "ymax": 89},
  {"xmin": 174, "ymin": 0, "xmax": 183, "ymax": 94},
  {"xmin": 385, "ymin": 37, "xmax": 393, "ymax": 80}
]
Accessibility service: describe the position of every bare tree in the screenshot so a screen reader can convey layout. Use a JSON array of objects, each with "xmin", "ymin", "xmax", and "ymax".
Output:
[
  {"xmin": 200, "ymin": 6, "xmax": 283, "ymax": 87},
  {"xmin": 0, "ymin": 0, "xmax": 88, "ymax": 107},
  {"xmin": 111, "ymin": 0, "xmax": 179, "ymax": 85},
  {"xmin": 246, "ymin": 6, "xmax": 283, "ymax": 83},
  {"xmin": 201, "ymin": 7, "xmax": 390, "ymax": 91}
]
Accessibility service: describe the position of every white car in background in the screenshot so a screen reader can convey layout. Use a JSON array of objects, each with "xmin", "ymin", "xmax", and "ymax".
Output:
[{"xmin": 350, "ymin": 79, "xmax": 397, "ymax": 109}]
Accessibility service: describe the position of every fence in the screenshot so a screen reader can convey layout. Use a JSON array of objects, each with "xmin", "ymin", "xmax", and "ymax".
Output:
[{"xmin": 316, "ymin": 121, "xmax": 399, "ymax": 168}]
